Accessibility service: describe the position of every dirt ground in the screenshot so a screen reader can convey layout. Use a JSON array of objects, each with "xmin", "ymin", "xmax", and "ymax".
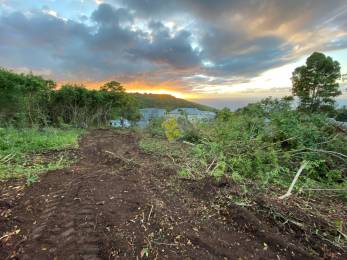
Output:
[{"xmin": 0, "ymin": 129, "xmax": 345, "ymax": 259}]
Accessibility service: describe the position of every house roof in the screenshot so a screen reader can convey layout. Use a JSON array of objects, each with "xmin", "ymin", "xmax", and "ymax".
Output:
[
  {"xmin": 139, "ymin": 108, "xmax": 166, "ymax": 120},
  {"xmin": 139, "ymin": 108, "xmax": 166, "ymax": 113},
  {"xmin": 169, "ymin": 108, "xmax": 215, "ymax": 116},
  {"xmin": 170, "ymin": 108, "xmax": 202, "ymax": 115}
]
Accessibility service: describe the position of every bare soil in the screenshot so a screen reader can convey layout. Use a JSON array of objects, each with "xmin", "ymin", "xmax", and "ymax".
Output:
[{"xmin": 0, "ymin": 129, "xmax": 345, "ymax": 259}]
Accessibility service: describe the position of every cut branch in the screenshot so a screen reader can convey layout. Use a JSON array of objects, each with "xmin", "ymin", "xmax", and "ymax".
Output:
[{"xmin": 279, "ymin": 162, "xmax": 308, "ymax": 200}]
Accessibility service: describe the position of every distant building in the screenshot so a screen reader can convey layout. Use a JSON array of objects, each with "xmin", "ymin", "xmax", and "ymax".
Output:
[
  {"xmin": 327, "ymin": 118, "xmax": 347, "ymax": 131},
  {"xmin": 137, "ymin": 108, "xmax": 166, "ymax": 127},
  {"xmin": 168, "ymin": 108, "xmax": 216, "ymax": 122},
  {"xmin": 111, "ymin": 107, "xmax": 215, "ymax": 128},
  {"xmin": 110, "ymin": 119, "xmax": 131, "ymax": 128}
]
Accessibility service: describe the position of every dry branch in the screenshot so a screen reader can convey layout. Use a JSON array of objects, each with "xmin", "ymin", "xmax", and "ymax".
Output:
[{"xmin": 279, "ymin": 162, "xmax": 308, "ymax": 199}]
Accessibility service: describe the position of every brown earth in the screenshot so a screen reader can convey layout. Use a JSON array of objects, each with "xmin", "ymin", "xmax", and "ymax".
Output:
[{"xmin": 0, "ymin": 129, "xmax": 345, "ymax": 259}]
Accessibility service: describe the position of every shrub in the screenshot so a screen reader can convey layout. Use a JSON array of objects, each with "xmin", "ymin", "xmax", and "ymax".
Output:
[
  {"xmin": 178, "ymin": 97, "xmax": 347, "ymax": 192},
  {"xmin": 162, "ymin": 117, "xmax": 181, "ymax": 142},
  {"xmin": 146, "ymin": 117, "xmax": 165, "ymax": 137}
]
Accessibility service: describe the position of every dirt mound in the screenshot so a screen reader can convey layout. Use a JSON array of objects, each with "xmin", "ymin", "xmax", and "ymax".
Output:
[{"xmin": 0, "ymin": 129, "xmax": 344, "ymax": 259}]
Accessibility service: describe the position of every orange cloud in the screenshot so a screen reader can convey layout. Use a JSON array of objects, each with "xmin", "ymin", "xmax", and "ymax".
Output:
[{"xmin": 57, "ymin": 79, "xmax": 197, "ymax": 99}]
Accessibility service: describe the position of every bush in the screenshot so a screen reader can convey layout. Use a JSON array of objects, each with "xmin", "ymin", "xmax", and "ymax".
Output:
[
  {"xmin": 179, "ymin": 97, "xmax": 347, "ymax": 191},
  {"xmin": 335, "ymin": 107, "xmax": 347, "ymax": 122},
  {"xmin": 0, "ymin": 69, "xmax": 140, "ymax": 127},
  {"xmin": 146, "ymin": 117, "xmax": 165, "ymax": 137},
  {"xmin": 162, "ymin": 117, "xmax": 181, "ymax": 142}
]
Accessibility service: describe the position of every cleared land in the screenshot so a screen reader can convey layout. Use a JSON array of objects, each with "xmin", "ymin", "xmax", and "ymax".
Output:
[{"xmin": 0, "ymin": 130, "xmax": 345, "ymax": 259}]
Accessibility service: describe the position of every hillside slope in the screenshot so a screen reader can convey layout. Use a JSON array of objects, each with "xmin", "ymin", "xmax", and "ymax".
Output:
[
  {"xmin": 131, "ymin": 93, "xmax": 216, "ymax": 111},
  {"xmin": 1, "ymin": 130, "xmax": 334, "ymax": 259}
]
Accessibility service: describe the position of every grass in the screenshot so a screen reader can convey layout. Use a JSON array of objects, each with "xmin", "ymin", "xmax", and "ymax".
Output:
[
  {"xmin": 139, "ymin": 137, "xmax": 188, "ymax": 161},
  {"xmin": 0, "ymin": 127, "xmax": 83, "ymax": 181}
]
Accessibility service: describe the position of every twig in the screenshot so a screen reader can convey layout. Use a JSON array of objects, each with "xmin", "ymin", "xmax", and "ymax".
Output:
[
  {"xmin": 147, "ymin": 205, "xmax": 154, "ymax": 222},
  {"xmin": 104, "ymin": 150, "xmax": 137, "ymax": 165},
  {"xmin": 0, "ymin": 153, "xmax": 15, "ymax": 163},
  {"xmin": 151, "ymin": 241, "xmax": 178, "ymax": 247},
  {"xmin": 279, "ymin": 162, "xmax": 308, "ymax": 199},
  {"xmin": 307, "ymin": 148, "xmax": 347, "ymax": 159},
  {"xmin": 183, "ymin": 141, "xmax": 195, "ymax": 146},
  {"xmin": 316, "ymin": 135, "xmax": 338, "ymax": 146},
  {"xmin": 0, "ymin": 234, "xmax": 10, "ymax": 241},
  {"xmin": 261, "ymin": 136, "xmax": 297, "ymax": 150},
  {"xmin": 289, "ymin": 148, "xmax": 347, "ymax": 161},
  {"xmin": 206, "ymin": 157, "xmax": 216, "ymax": 173},
  {"xmin": 166, "ymin": 154, "xmax": 175, "ymax": 164},
  {"xmin": 305, "ymin": 188, "xmax": 346, "ymax": 191}
]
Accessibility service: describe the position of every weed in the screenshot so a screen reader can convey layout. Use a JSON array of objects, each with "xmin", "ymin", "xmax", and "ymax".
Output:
[
  {"xmin": 0, "ymin": 127, "xmax": 82, "ymax": 180},
  {"xmin": 140, "ymin": 247, "xmax": 149, "ymax": 258},
  {"xmin": 25, "ymin": 172, "xmax": 38, "ymax": 186}
]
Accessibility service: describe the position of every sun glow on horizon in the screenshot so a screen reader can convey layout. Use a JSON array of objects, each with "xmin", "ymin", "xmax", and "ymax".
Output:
[
  {"xmin": 56, "ymin": 81, "xmax": 195, "ymax": 99},
  {"xmin": 125, "ymin": 88, "xmax": 194, "ymax": 99}
]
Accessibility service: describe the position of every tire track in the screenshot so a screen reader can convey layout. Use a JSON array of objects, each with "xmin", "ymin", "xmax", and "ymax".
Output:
[{"xmin": 22, "ymin": 189, "xmax": 65, "ymax": 259}]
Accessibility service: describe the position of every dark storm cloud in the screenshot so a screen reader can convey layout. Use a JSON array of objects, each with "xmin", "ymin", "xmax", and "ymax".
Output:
[
  {"xmin": 128, "ymin": 21, "xmax": 201, "ymax": 69},
  {"xmin": 0, "ymin": 5, "xmax": 286, "ymax": 81},
  {"xmin": 118, "ymin": 0, "xmax": 347, "ymax": 28},
  {"xmin": 0, "ymin": 3, "xmax": 201, "ymax": 81},
  {"xmin": 113, "ymin": 0, "xmax": 347, "ymax": 80},
  {"xmin": 0, "ymin": 0, "xmax": 347, "ymax": 90},
  {"xmin": 205, "ymin": 36, "xmax": 292, "ymax": 76},
  {"xmin": 91, "ymin": 3, "xmax": 133, "ymax": 26}
]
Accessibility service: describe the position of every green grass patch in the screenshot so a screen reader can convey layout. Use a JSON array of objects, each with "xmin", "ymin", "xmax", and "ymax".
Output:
[
  {"xmin": 0, "ymin": 127, "xmax": 83, "ymax": 181},
  {"xmin": 139, "ymin": 136, "xmax": 189, "ymax": 165}
]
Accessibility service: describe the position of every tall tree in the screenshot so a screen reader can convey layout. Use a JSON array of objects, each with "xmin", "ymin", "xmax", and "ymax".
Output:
[
  {"xmin": 100, "ymin": 81, "xmax": 125, "ymax": 92},
  {"xmin": 292, "ymin": 52, "xmax": 341, "ymax": 112}
]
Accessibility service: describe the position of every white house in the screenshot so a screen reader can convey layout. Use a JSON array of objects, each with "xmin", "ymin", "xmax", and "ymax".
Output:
[
  {"xmin": 110, "ymin": 119, "xmax": 131, "ymax": 128},
  {"xmin": 167, "ymin": 108, "xmax": 216, "ymax": 122},
  {"xmin": 137, "ymin": 108, "xmax": 166, "ymax": 127}
]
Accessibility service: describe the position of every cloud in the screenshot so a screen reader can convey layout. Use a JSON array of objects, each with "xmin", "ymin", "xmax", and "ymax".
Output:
[
  {"xmin": 91, "ymin": 3, "xmax": 132, "ymax": 26},
  {"xmin": 128, "ymin": 21, "xmax": 201, "ymax": 69},
  {"xmin": 0, "ymin": 0, "xmax": 347, "ymax": 94}
]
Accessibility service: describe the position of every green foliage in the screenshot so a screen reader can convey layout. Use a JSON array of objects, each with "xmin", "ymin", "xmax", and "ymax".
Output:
[
  {"xmin": 0, "ymin": 127, "xmax": 82, "ymax": 180},
  {"xmin": 292, "ymin": 52, "xmax": 341, "ymax": 112},
  {"xmin": 131, "ymin": 93, "xmax": 215, "ymax": 111},
  {"xmin": 49, "ymin": 83, "xmax": 139, "ymax": 127},
  {"xmin": 178, "ymin": 97, "xmax": 347, "ymax": 192},
  {"xmin": 25, "ymin": 172, "xmax": 39, "ymax": 186},
  {"xmin": 100, "ymin": 80, "xmax": 125, "ymax": 92},
  {"xmin": 0, "ymin": 68, "xmax": 55, "ymax": 127},
  {"xmin": 145, "ymin": 117, "xmax": 165, "ymax": 137},
  {"xmin": 139, "ymin": 138, "xmax": 167, "ymax": 155},
  {"xmin": 216, "ymin": 107, "xmax": 233, "ymax": 121},
  {"xmin": 181, "ymin": 124, "xmax": 201, "ymax": 143},
  {"xmin": 0, "ymin": 69, "xmax": 140, "ymax": 127},
  {"xmin": 139, "ymin": 137, "xmax": 187, "ymax": 168},
  {"xmin": 162, "ymin": 117, "xmax": 181, "ymax": 142},
  {"xmin": 335, "ymin": 106, "xmax": 347, "ymax": 122}
]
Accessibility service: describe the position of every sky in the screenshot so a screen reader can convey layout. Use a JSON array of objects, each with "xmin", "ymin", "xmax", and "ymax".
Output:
[{"xmin": 1, "ymin": 0, "xmax": 347, "ymax": 109}]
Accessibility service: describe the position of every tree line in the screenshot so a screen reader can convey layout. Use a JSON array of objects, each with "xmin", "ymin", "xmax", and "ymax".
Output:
[{"xmin": 0, "ymin": 68, "xmax": 140, "ymax": 127}]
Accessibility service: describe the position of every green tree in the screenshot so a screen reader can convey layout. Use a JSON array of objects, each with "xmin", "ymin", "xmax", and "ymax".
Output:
[
  {"xmin": 217, "ymin": 107, "xmax": 232, "ymax": 121},
  {"xmin": 101, "ymin": 81, "xmax": 125, "ymax": 92},
  {"xmin": 0, "ymin": 68, "xmax": 55, "ymax": 126},
  {"xmin": 292, "ymin": 52, "xmax": 341, "ymax": 112}
]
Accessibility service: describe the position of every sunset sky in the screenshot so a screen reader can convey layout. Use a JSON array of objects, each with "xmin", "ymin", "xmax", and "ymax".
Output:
[{"xmin": 1, "ymin": 0, "xmax": 347, "ymax": 108}]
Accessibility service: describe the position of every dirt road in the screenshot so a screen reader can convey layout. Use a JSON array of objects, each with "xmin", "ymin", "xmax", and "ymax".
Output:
[{"xmin": 0, "ymin": 130, "xmax": 342, "ymax": 259}]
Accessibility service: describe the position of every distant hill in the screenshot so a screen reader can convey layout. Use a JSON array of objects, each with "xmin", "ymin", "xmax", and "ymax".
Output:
[{"xmin": 130, "ymin": 93, "xmax": 216, "ymax": 111}]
